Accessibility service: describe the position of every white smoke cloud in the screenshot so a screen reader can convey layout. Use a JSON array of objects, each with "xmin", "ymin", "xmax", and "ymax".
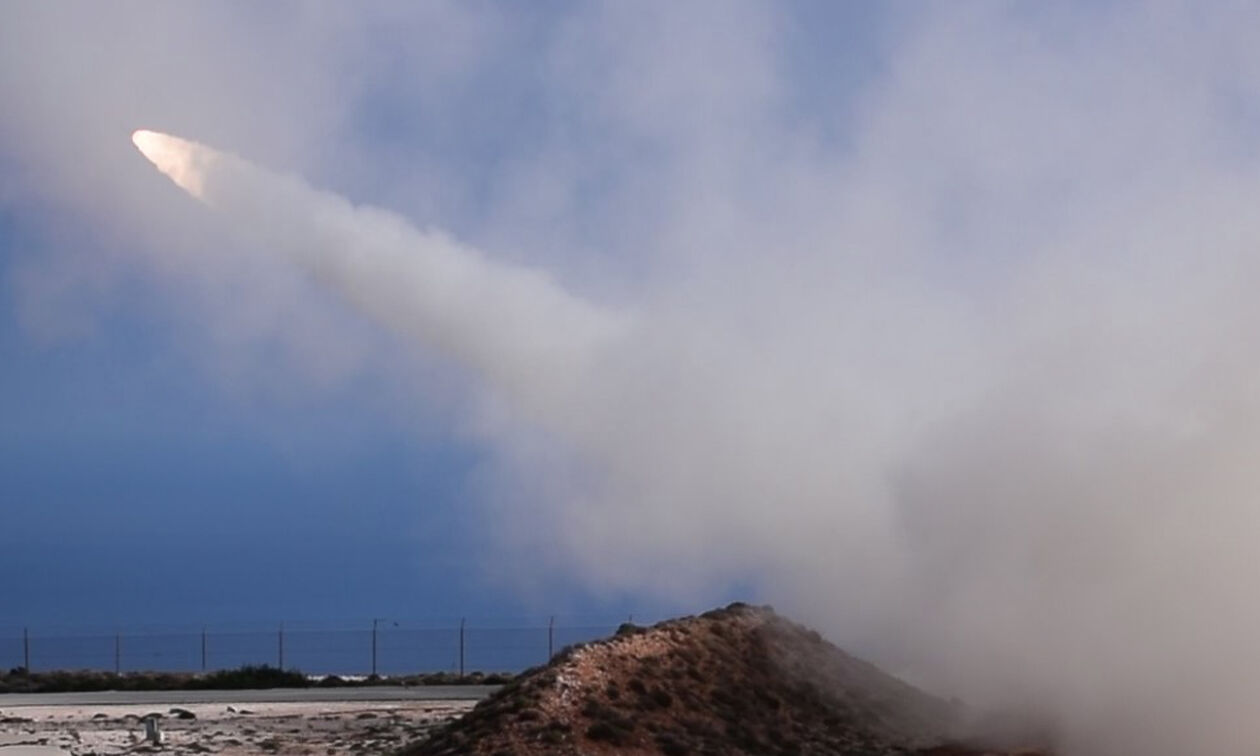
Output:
[{"xmin": 12, "ymin": 2, "xmax": 1260, "ymax": 754}]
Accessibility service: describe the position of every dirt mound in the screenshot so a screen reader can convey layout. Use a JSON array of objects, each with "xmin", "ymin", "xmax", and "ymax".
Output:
[{"xmin": 399, "ymin": 603, "xmax": 1045, "ymax": 755}]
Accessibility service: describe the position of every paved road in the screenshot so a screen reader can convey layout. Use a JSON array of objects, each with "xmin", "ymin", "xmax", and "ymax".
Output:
[{"xmin": 0, "ymin": 685, "xmax": 499, "ymax": 707}]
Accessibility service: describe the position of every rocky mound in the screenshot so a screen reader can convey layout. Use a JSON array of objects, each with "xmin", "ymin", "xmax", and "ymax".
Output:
[{"xmin": 399, "ymin": 603, "xmax": 1044, "ymax": 755}]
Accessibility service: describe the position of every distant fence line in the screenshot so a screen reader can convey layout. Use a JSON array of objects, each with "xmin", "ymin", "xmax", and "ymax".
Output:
[{"xmin": 0, "ymin": 617, "xmax": 648, "ymax": 677}]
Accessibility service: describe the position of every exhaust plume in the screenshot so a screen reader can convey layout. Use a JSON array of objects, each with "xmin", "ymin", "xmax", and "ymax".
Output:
[{"xmin": 131, "ymin": 128, "xmax": 626, "ymax": 416}]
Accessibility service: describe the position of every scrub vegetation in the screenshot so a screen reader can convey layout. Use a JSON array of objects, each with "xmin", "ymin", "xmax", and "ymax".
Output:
[{"xmin": 0, "ymin": 665, "xmax": 513, "ymax": 694}]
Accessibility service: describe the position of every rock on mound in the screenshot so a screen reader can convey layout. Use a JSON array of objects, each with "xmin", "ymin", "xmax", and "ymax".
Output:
[{"xmin": 399, "ymin": 603, "xmax": 1031, "ymax": 755}]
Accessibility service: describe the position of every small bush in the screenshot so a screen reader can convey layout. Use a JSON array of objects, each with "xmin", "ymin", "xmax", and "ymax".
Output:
[
  {"xmin": 585, "ymin": 721, "xmax": 625, "ymax": 745},
  {"xmin": 516, "ymin": 708, "xmax": 541, "ymax": 722},
  {"xmin": 657, "ymin": 733, "xmax": 691, "ymax": 755},
  {"xmin": 193, "ymin": 665, "xmax": 308, "ymax": 690},
  {"xmin": 538, "ymin": 728, "xmax": 564, "ymax": 745}
]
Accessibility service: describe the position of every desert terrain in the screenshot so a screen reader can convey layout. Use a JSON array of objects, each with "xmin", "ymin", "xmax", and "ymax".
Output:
[{"xmin": 0, "ymin": 698, "xmax": 473, "ymax": 755}]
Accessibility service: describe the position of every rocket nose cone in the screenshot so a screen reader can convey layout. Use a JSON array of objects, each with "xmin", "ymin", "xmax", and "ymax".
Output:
[
  {"xmin": 130, "ymin": 128, "xmax": 210, "ymax": 199},
  {"xmin": 131, "ymin": 129, "xmax": 163, "ymax": 162}
]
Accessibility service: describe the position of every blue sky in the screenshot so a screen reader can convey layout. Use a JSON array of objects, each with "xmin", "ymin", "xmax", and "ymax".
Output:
[
  {"xmin": 0, "ymin": 201, "xmax": 487, "ymax": 625},
  {"xmin": 1, "ymin": 2, "xmax": 897, "ymax": 629},
  {"xmin": 10, "ymin": 6, "xmax": 1260, "ymax": 747}
]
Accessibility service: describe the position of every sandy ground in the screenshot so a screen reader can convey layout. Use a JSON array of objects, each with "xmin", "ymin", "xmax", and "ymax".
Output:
[{"xmin": 0, "ymin": 699, "xmax": 474, "ymax": 755}]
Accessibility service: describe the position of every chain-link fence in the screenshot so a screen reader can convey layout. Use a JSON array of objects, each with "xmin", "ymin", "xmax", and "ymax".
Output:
[{"xmin": 0, "ymin": 618, "xmax": 638, "ymax": 676}]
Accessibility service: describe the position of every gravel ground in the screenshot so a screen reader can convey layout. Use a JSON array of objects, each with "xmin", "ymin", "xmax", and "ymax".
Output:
[{"xmin": 0, "ymin": 699, "xmax": 474, "ymax": 755}]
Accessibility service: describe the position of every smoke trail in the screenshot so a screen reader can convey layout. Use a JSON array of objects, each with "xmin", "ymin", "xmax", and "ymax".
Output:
[
  {"xmin": 132, "ymin": 129, "xmax": 627, "ymax": 418},
  {"xmin": 130, "ymin": 126, "xmax": 929, "ymax": 635}
]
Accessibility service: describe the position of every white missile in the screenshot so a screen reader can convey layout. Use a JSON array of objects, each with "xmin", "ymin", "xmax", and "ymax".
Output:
[{"xmin": 132, "ymin": 129, "xmax": 216, "ymax": 199}]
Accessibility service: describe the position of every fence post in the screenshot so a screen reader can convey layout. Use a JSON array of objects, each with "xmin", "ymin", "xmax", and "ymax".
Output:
[
  {"xmin": 458, "ymin": 618, "xmax": 465, "ymax": 677},
  {"xmin": 278, "ymin": 623, "xmax": 285, "ymax": 670},
  {"xmin": 115, "ymin": 632, "xmax": 121, "ymax": 675},
  {"xmin": 548, "ymin": 616, "xmax": 554, "ymax": 660},
  {"xmin": 201, "ymin": 628, "xmax": 207, "ymax": 672},
  {"xmin": 23, "ymin": 627, "xmax": 29, "ymax": 672}
]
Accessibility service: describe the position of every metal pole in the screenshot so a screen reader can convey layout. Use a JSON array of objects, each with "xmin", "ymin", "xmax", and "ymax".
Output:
[
  {"xmin": 371, "ymin": 619, "xmax": 378, "ymax": 677},
  {"xmin": 115, "ymin": 632, "xmax": 121, "ymax": 675},
  {"xmin": 548, "ymin": 616, "xmax": 554, "ymax": 659},
  {"xmin": 458, "ymin": 618, "xmax": 465, "ymax": 677},
  {"xmin": 23, "ymin": 627, "xmax": 29, "ymax": 672},
  {"xmin": 278, "ymin": 623, "xmax": 284, "ymax": 670},
  {"xmin": 201, "ymin": 628, "xmax": 207, "ymax": 672}
]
